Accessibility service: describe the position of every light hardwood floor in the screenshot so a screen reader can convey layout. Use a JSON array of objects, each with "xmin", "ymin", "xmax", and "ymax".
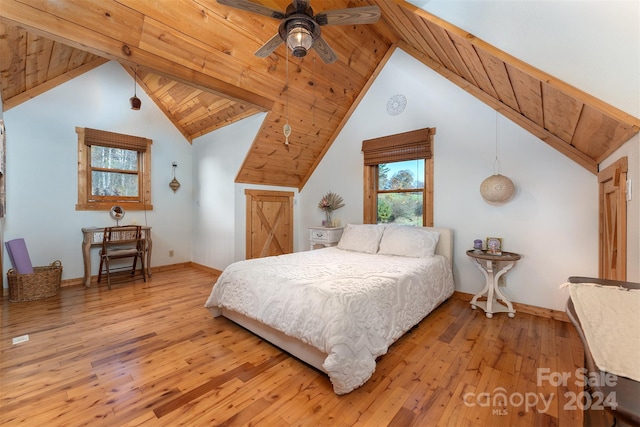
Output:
[{"xmin": 1, "ymin": 267, "xmax": 585, "ymax": 426}]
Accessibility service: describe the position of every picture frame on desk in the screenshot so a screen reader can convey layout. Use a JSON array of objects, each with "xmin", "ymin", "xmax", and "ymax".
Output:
[{"xmin": 486, "ymin": 237, "xmax": 502, "ymax": 255}]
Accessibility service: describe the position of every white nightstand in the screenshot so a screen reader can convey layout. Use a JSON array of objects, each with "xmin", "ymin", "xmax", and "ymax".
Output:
[{"xmin": 309, "ymin": 226, "xmax": 344, "ymax": 250}]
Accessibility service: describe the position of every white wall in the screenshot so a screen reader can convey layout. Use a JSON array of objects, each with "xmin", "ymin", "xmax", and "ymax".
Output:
[
  {"xmin": 300, "ymin": 49, "xmax": 598, "ymax": 311},
  {"xmin": 421, "ymin": 0, "xmax": 640, "ymax": 282},
  {"xmin": 297, "ymin": 0, "xmax": 639, "ymax": 310},
  {"xmin": 2, "ymin": 62, "xmax": 193, "ymax": 284},
  {"xmin": 191, "ymin": 114, "xmax": 300, "ymax": 270}
]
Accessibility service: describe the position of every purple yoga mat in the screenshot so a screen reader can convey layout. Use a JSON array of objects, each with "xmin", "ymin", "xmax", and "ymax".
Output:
[{"xmin": 5, "ymin": 238, "xmax": 34, "ymax": 274}]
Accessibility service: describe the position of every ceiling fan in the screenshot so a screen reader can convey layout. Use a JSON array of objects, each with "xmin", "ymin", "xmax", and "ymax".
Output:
[{"xmin": 217, "ymin": 0, "xmax": 381, "ymax": 64}]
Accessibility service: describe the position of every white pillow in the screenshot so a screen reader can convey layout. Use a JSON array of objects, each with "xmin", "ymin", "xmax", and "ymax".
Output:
[
  {"xmin": 377, "ymin": 225, "xmax": 440, "ymax": 258},
  {"xmin": 337, "ymin": 224, "xmax": 385, "ymax": 254}
]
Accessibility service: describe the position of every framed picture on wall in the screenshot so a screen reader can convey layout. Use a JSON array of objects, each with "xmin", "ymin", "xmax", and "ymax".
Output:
[{"xmin": 486, "ymin": 237, "xmax": 502, "ymax": 255}]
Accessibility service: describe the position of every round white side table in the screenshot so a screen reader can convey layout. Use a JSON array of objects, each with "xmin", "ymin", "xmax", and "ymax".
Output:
[{"xmin": 466, "ymin": 249, "xmax": 522, "ymax": 318}]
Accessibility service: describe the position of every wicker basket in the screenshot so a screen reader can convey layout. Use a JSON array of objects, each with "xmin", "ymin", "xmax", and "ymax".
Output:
[{"xmin": 7, "ymin": 260, "xmax": 62, "ymax": 302}]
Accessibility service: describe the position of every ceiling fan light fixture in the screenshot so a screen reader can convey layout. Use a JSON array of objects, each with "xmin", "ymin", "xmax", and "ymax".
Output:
[
  {"xmin": 220, "ymin": 0, "xmax": 380, "ymax": 64},
  {"xmin": 286, "ymin": 22, "xmax": 313, "ymax": 57}
]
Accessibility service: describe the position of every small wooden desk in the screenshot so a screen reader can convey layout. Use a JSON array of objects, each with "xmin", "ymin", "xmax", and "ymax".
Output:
[
  {"xmin": 82, "ymin": 226, "xmax": 152, "ymax": 287},
  {"xmin": 467, "ymin": 249, "xmax": 521, "ymax": 318}
]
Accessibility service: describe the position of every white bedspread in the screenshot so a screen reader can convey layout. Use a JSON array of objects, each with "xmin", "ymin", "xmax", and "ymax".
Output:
[{"xmin": 205, "ymin": 247, "xmax": 454, "ymax": 394}]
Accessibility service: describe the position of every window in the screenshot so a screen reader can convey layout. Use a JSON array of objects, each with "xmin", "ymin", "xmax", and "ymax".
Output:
[
  {"xmin": 362, "ymin": 128, "xmax": 435, "ymax": 226},
  {"xmin": 76, "ymin": 127, "xmax": 153, "ymax": 211},
  {"xmin": 377, "ymin": 159, "xmax": 425, "ymax": 226}
]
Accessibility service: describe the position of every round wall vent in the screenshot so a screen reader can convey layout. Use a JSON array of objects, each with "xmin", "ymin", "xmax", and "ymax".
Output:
[{"xmin": 386, "ymin": 94, "xmax": 407, "ymax": 116}]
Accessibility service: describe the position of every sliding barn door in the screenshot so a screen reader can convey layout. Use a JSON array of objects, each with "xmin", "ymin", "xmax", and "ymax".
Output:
[
  {"xmin": 598, "ymin": 157, "xmax": 627, "ymax": 280},
  {"xmin": 245, "ymin": 190, "xmax": 294, "ymax": 259}
]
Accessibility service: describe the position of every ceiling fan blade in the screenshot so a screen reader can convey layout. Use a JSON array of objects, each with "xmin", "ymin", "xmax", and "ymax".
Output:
[
  {"xmin": 312, "ymin": 36, "xmax": 338, "ymax": 64},
  {"xmin": 217, "ymin": 0, "xmax": 285, "ymax": 20},
  {"xmin": 255, "ymin": 33, "xmax": 284, "ymax": 58},
  {"xmin": 315, "ymin": 5, "xmax": 381, "ymax": 26}
]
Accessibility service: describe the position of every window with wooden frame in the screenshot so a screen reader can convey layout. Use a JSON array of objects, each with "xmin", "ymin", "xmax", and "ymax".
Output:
[
  {"xmin": 76, "ymin": 127, "xmax": 153, "ymax": 211},
  {"xmin": 362, "ymin": 128, "xmax": 435, "ymax": 226}
]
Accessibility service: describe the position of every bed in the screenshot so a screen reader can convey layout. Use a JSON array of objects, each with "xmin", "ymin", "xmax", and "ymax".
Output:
[{"xmin": 205, "ymin": 224, "xmax": 455, "ymax": 394}]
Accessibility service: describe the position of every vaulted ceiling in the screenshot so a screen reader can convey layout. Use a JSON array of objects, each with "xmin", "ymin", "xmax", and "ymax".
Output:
[{"xmin": 1, "ymin": 0, "xmax": 639, "ymax": 190}]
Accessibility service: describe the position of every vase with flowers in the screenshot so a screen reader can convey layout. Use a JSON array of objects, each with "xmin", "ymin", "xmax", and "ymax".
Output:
[{"xmin": 318, "ymin": 191, "xmax": 345, "ymax": 227}]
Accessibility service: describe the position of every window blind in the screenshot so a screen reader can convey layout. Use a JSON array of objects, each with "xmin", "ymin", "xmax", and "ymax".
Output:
[
  {"xmin": 362, "ymin": 128, "xmax": 434, "ymax": 165},
  {"xmin": 82, "ymin": 128, "xmax": 150, "ymax": 152}
]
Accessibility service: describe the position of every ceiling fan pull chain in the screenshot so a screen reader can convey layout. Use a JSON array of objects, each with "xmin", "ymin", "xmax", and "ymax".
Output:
[
  {"xmin": 313, "ymin": 56, "xmax": 316, "ymax": 126},
  {"xmin": 284, "ymin": 123, "xmax": 291, "ymax": 145},
  {"xmin": 284, "ymin": 45, "xmax": 291, "ymax": 147}
]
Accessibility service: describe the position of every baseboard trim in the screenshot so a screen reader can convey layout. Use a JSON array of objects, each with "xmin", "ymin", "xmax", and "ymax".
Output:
[
  {"xmin": 58, "ymin": 261, "xmax": 219, "ymax": 288},
  {"xmin": 189, "ymin": 262, "xmax": 223, "ymax": 276},
  {"xmin": 452, "ymin": 291, "xmax": 569, "ymax": 322}
]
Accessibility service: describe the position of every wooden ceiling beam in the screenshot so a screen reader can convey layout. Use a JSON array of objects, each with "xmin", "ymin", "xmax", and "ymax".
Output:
[
  {"xmin": 388, "ymin": 0, "xmax": 640, "ymax": 173},
  {"xmin": 3, "ymin": 56, "xmax": 109, "ymax": 110},
  {"xmin": 399, "ymin": 40, "xmax": 598, "ymax": 173},
  {"xmin": 0, "ymin": 0, "xmax": 274, "ymax": 112},
  {"xmin": 399, "ymin": 0, "xmax": 640, "ymax": 129}
]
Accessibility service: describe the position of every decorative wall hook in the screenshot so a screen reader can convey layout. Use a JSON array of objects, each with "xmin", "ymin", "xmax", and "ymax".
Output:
[{"xmin": 169, "ymin": 162, "xmax": 180, "ymax": 192}]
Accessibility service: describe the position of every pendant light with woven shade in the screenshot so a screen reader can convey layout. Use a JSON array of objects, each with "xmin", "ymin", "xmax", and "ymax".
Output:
[{"xmin": 480, "ymin": 113, "xmax": 515, "ymax": 203}]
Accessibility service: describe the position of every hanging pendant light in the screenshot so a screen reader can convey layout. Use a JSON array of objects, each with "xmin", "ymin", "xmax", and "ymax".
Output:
[
  {"xmin": 130, "ymin": 66, "xmax": 141, "ymax": 110},
  {"xmin": 480, "ymin": 174, "xmax": 514, "ymax": 203},
  {"xmin": 480, "ymin": 113, "xmax": 515, "ymax": 203}
]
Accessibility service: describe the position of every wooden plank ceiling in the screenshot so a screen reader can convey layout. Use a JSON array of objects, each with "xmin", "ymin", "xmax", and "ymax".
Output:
[{"xmin": 1, "ymin": 0, "xmax": 638, "ymax": 189}]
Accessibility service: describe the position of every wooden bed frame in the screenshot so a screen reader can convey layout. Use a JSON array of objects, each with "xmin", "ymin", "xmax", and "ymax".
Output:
[{"xmin": 212, "ymin": 227, "xmax": 454, "ymax": 373}]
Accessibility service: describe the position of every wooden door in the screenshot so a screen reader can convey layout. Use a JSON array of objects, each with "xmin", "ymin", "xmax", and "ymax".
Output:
[
  {"xmin": 598, "ymin": 157, "xmax": 627, "ymax": 280},
  {"xmin": 245, "ymin": 189, "xmax": 294, "ymax": 259}
]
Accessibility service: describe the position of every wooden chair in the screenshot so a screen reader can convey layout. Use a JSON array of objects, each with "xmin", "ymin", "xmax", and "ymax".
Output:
[{"xmin": 98, "ymin": 225, "xmax": 146, "ymax": 289}]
